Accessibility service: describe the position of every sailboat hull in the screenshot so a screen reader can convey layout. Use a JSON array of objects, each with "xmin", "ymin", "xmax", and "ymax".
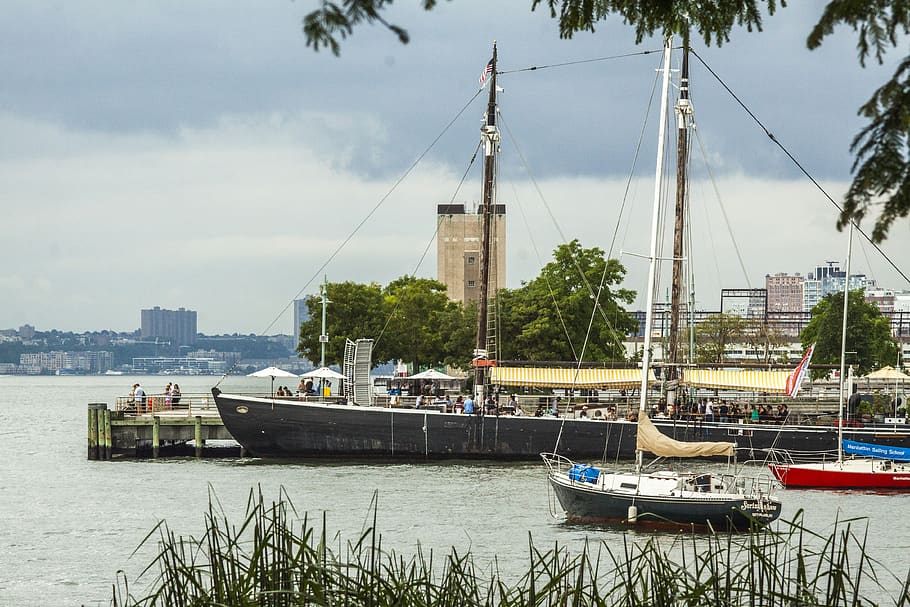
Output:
[
  {"xmin": 547, "ymin": 470, "xmax": 782, "ymax": 529},
  {"xmin": 769, "ymin": 460, "xmax": 910, "ymax": 489},
  {"xmin": 213, "ymin": 389, "xmax": 910, "ymax": 460}
]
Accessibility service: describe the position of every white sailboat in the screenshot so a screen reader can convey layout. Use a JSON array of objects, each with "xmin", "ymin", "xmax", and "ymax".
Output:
[{"xmin": 542, "ymin": 37, "xmax": 782, "ymax": 529}]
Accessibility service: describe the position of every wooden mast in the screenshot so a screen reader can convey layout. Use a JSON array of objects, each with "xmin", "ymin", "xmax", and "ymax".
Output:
[
  {"xmin": 474, "ymin": 42, "xmax": 499, "ymax": 402},
  {"xmin": 667, "ymin": 37, "xmax": 692, "ymax": 401}
]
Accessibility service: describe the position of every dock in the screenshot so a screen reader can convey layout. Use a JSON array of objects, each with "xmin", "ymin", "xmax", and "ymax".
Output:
[{"xmin": 87, "ymin": 393, "xmax": 237, "ymax": 459}]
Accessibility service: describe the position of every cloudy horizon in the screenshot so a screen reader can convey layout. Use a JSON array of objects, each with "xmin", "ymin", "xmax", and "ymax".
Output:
[{"xmin": 3, "ymin": 1, "xmax": 908, "ymax": 335}]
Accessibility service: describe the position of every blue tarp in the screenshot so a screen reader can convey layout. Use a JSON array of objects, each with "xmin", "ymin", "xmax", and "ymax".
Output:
[{"xmin": 843, "ymin": 439, "xmax": 910, "ymax": 462}]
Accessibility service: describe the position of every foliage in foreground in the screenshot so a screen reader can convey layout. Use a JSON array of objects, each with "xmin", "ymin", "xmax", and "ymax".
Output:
[{"xmin": 111, "ymin": 489, "xmax": 910, "ymax": 607}]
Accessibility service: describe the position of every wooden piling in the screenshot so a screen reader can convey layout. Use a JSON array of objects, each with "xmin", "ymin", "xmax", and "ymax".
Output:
[
  {"xmin": 194, "ymin": 415, "xmax": 202, "ymax": 458},
  {"xmin": 152, "ymin": 416, "xmax": 160, "ymax": 458},
  {"xmin": 87, "ymin": 403, "xmax": 108, "ymax": 460},
  {"xmin": 102, "ymin": 408, "xmax": 112, "ymax": 460},
  {"xmin": 87, "ymin": 405, "xmax": 99, "ymax": 460}
]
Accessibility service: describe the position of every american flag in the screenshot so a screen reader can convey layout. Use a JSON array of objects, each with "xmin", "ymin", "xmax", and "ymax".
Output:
[{"xmin": 478, "ymin": 58, "xmax": 493, "ymax": 85}]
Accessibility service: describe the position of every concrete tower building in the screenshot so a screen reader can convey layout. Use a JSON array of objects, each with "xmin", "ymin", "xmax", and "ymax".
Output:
[{"xmin": 436, "ymin": 203, "xmax": 506, "ymax": 304}]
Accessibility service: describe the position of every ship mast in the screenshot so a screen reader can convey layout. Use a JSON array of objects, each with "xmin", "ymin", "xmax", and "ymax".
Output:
[
  {"xmin": 667, "ymin": 37, "xmax": 692, "ymax": 404},
  {"xmin": 637, "ymin": 37, "xmax": 673, "ymax": 472},
  {"xmin": 474, "ymin": 42, "xmax": 499, "ymax": 402}
]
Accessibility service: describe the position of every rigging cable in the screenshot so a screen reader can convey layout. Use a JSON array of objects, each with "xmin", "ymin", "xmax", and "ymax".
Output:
[
  {"xmin": 691, "ymin": 123, "xmax": 752, "ymax": 288},
  {"xmin": 691, "ymin": 49, "xmax": 910, "ymax": 287},
  {"xmin": 374, "ymin": 141, "xmax": 483, "ymax": 350},
  {"xmin": 215, "ymin": 88, "xmax": 484, "ymax": 385},
  {"xmin": 498, "ymin": 49, "xmax": 661, "ymax": 76}
]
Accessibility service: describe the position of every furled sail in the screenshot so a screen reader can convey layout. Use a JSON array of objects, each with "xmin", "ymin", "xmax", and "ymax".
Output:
[{"xmin": 636, "ymin": 413, "xmax": 735, "ymax": 457}]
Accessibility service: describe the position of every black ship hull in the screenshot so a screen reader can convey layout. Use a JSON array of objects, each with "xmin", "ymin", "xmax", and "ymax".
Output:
[{"xmin": 212, "ymin": 389, "xmax": 910, "ymax": 460}]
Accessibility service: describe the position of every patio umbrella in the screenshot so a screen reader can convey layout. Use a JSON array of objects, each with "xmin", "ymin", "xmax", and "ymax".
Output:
[
  {"xmin": 301, "ymin": 366, "xmax": 347, "ymax": 380},
  {"xmin": 408, "ymin": 368, "xmax": 456, "ymax": 380},
  {"xmin": 247, "ymin": 366, "xmax": 298, "ymax": 396},
  {"xmin": 864, "ymin": 366, "xmax": 910, "ymax": 381}
]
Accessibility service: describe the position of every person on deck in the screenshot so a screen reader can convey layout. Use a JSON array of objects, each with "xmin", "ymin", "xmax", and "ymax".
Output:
[{"xmin": 463, "ymin": 395, "xmax": 475, "ymax": 415}]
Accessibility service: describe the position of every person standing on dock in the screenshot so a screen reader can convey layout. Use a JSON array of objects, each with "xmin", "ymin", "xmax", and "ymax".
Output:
[{"xmin": 134, "ymin": 383, "xmax": 146, "ymax": 412}]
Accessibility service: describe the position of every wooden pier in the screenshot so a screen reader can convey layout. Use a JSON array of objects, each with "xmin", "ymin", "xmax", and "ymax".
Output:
[{"xmin": 86, "ymin": 394, "xmax": 238, "ymax": 459}]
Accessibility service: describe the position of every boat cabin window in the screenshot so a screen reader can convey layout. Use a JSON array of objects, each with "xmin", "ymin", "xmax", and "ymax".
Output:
[{"xmin": 620, "ymin": 482, "xmax": 637, "ymax": 490}]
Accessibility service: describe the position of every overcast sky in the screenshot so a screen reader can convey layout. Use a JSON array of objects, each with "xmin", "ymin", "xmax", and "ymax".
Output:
[{"xmin": 3, "ymin": 1, "xmax": 908, "ymax": 335}]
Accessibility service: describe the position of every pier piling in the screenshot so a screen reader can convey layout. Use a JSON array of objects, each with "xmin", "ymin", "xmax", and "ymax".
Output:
[
  {"xmin": 87, "ymin": 403, "xmax": 106, "ymax": 460},
  {"xmin": 194, "ymin": 416, "xmax": 202, "ymax": 458},
  {"xmin": 152, "ymin": 416, "xmax": 160, "ymax": 458}
]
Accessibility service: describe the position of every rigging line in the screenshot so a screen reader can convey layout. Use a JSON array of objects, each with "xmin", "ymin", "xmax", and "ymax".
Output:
[
  {"xmin": 499, "ymin": 114, "xmax": 625, "ymax": 356},
  {"xmin": 692, "ymin": 123, "xmax": 751, "ymax": 288},
  {"xmin": 257, "ymin": 87, "xmax": 486, "ymax": 342},
  {"xmin": 498, "ymin": 49, "xmax": 662, "ymax": 75},
  {"xmin": 579, "ymin": 52, "xmax": 664, "ymax": 370},
  {"xmin": 690, "ymin": 49, "xmax": 910, "ymax": 287},
  {"xmin": 506, "ymin": 179, "xmax": 580, "ymax": 361},
  {"xmin": 374, "ymin": 141, "xmax": 483, "ymax": 350}
]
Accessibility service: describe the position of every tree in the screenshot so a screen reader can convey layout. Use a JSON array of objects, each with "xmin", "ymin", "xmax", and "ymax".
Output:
[
  {"xmin": 741, "ymin": 319, "xmax": 789, "ymax": 364},
  {"xmin": 694, "ymin": 313, "xmax": 747, "ymax": 364},
  {"xmin": 297, "ymin": 281, "xmax": 385, "ymax": 365},
  {"xmin": 302, "ymin": 1, "xmax": 910, "ymax": 242},
  {"xmin": 496, "ymin": 239, "xmax": 636, "ymax": 362},
  {"xmin": 800, "ymin": 289, "xmax": 898, "ymax": 378},
  {"xmin": 379, "ymin": 275, "xmax": 462, "ymax": 371}
]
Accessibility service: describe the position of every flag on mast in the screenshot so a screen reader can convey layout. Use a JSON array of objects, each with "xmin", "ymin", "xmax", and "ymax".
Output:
[
  {"xmin": 478, "ymin": 58, "xmax": 493, "ymax": 85},
  {"xmin": 785, "ymin": 343, "xmax": 815, "ymax": 398}
]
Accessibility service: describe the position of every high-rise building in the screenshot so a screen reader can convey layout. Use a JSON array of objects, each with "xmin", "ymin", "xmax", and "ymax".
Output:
[
  {"xmin": 436, "ymin": 203, "xmax": 506, "ymax": 304},
  {"xmin": 803, "ymin": 261, "xmax": 866, "ymax": 311},
  {"xmin": 293, "ymin": 299, "xmax": 310, "ymax": 340},
  {"xmin": 140, "ymin": 306, "xmax": 197, "ymax": 346},
  {"xmin": 765, "ymin": 273, "xmax": 803, "ymax": 313}
]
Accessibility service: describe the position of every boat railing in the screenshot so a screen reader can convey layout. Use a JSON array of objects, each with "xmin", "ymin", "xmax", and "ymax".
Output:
[
  {"xmin": 766, "ymin": 447, "xmax": 841, "ymax": 466},
  {"xmin": 540, "ymin": 452, "xmax": 575, "ymax": 476},
  {"xmin": 720, "ymin": 472, "xmax": 779, "ymax": 496}
]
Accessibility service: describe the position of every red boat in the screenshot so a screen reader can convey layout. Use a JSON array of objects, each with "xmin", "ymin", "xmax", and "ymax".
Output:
[{"xmin": 769, "ymin": 452, "xmax": 910, "ymax": 489}]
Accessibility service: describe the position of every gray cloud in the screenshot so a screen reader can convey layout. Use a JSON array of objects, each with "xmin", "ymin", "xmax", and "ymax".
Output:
[{"xmin": 1, "ymin": 1, "xmax": 907, "ymax": 334}]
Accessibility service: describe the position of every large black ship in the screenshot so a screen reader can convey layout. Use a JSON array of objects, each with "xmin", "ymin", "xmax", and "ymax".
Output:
[{"xmin": 211, "ymin": 388, "xmax": 910, "ymax": 460}]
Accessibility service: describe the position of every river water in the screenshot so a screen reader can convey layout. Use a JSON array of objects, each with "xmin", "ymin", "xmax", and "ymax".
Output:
[{"xmin": 2, "ymin": 375, "xmax": 910, "ymax": 606}]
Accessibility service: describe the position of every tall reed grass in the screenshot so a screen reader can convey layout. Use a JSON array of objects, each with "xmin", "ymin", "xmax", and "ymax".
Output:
[{"xmin": 110, "ymin": 488, "xmax": 910, "ymax": 606}]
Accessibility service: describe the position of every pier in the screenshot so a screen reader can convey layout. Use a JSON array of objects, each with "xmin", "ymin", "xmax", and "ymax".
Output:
[{"xmin": 86, "ymin": 393, "xmax": 237, "ymax": 460}]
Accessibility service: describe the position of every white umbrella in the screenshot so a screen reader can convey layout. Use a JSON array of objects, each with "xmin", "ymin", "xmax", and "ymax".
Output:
[
  {"xmin": 247, "ymin": 366, "xmax": 298, "ymax": 396},
  {"xmin": 408, "ymin": 368, "xmax": 456, "ymax": 380},
  {"xmin": 248, "ymin": 366, "xmax": 298, "ymax": 378},
  {"xmin": 301, "ymin": 366, "xmax": 347, "ymax": 380}
]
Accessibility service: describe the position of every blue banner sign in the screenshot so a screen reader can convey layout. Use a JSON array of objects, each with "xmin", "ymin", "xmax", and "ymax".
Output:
[{"xmin": 843, "ymin": 439, "xmax": 910, "ymax": 462}]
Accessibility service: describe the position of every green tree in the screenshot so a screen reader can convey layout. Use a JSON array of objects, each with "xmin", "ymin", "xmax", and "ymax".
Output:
[
  {"xmin": 800, "ymin": 289, "xmax": 898, "ymax": 378},
  {"xmin": 297, "ymin": 281, "xmax": 385, "ymax": 365},
  {"xmin": 380, "ymin": 275, "xmax": 458, "ymax": 371},
  {"xmin": 302, "ymin": 1, "xmax": 910, "ymax": 242},
  {"xmin": 497, "ymin": 239, "xmax": 636, "ymax": 361},
  {"xmin": 695, "ymin": 313, "xmax": 747, "ymax": 364}
]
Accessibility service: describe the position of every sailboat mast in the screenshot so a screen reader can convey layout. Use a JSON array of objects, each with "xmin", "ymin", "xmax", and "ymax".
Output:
[
  {"xmin": 474, "ymin": 42, "xmax": 499, "ymax": 401},
  {"xmin": 837, "ymin": 223, "xmax": 854, "ymax": 463},
  {"xmin": 637, "ymin": 37, "xmax": 673, "ymax": 471},
  {"xmin": 668, "ymin": 41, "xmax": 692, "ymax": 383}
]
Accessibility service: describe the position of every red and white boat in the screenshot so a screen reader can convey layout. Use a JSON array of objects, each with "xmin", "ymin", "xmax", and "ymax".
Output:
[
  {"xmin": 769, "ymin": 440, "xmax": 910, "ymax": 489},
  {"xmin": 768, "ymin": 226, "xmax": 910, "ymax": 490}
]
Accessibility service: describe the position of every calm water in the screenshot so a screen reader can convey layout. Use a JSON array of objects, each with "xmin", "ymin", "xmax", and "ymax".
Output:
[{"xmin": 2, "ymin": 375, "xmax": 910, "ymax": 606}]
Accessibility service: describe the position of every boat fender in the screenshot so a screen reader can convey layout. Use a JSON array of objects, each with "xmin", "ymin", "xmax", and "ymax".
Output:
[{"xmin": 627, "ymin": 505, "xmax": 638, "ymax": 523}]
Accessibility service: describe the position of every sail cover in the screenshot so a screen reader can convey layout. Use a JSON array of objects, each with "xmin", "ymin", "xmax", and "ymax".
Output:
[
  {"xmin": 843, "ymin": 439, "xmax": 910, "ymax": 461},
  {"xmin": 636, "ymin": 413, "xmax": 735, "ymax": 457}
]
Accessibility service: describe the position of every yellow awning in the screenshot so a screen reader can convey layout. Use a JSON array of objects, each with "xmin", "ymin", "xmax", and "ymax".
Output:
[
  {"xmin": 681, "ymin": 369, "xmax": 789, "ymax": 394},
  {"xmin": 490, "ymin": 367, "xmax": 653, "ymax": 389}
]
